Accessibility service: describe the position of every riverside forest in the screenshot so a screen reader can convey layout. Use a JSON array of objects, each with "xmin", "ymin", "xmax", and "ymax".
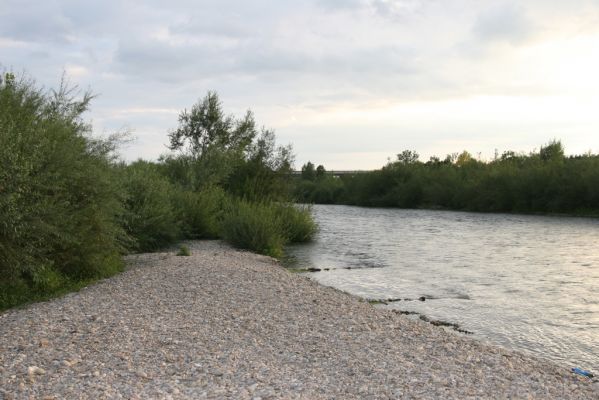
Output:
[
  {"xmin": 294, "ymin": 143, "xmax": 599, "ymax": 215},
  {"xmin": 0, "ymin": 74, "xmax": 315, "ymax": 310}
]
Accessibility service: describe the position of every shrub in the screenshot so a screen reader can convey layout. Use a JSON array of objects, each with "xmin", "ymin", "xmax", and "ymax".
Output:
[
  {"xmin": 172, "ymin": 186, "xmax": 226, "ymax": 239},
  {"xmin": 275, "ymin": 203, "xmax": 317, "ymax": 243},
  {"xmin": 220, "ymin": 199, "xmax": 317, "ymax": 257},
  {"xmin": 0, "ymin": 74, "xmax": 126, "ymax": 309},
  {"xmin": 120, "ymin": 161, "xmax": 180, "ymax": 252},
  {"xmin": 220, "ymin": 199, "xmax": 287, "ymax": 258}
]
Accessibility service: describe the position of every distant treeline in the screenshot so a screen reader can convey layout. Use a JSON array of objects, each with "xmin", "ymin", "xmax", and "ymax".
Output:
[
  {"xmin": 0, "ymin": 73, "xmax": 315, "ymax": 310},
  {"xmin": 294, "ymin": 143, "xmax": 599, "ymax": 215}
]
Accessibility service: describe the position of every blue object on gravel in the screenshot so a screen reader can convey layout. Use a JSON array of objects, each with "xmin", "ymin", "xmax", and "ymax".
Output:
[{"xmin": 571, "ymin": 368, "xmax": 594, "ymax": 378}]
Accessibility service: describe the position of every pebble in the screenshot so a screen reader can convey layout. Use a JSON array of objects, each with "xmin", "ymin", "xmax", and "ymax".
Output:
[
  {"xmin": 27, "ymin": 366, "xmax": 46, "ymax": 376},
  {"xmin": 0, "ymin": 240, "xmax": 595, "ymax": 399}
]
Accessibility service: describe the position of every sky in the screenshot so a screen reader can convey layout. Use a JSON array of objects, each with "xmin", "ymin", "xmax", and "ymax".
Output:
[{"xmin": 2, "ymin": 0, "xmax": 599, "ymax": 169}]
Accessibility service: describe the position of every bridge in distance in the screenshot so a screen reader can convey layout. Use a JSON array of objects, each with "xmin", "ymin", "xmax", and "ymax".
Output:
[{"xmin": 290, "ymin": 170, "xmax": 370, "ymax": 177}]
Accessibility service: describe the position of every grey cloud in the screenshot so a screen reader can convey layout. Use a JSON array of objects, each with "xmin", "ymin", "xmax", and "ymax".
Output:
[
  {"xmin": 317, "ymin": 0, "xmax": 366, "ymax": 11},
  {"xmin": 114, "ymin": 30, "xmax": 419, "ymax": 95},
  {"xmin": 170, "ymin": 18, "xmax": 251, "ymax": 39},
  {"xmin": 369, "ymin": 0, "xmax": 429, "ymax": 20},
  {"xmin": 0, "ymin": 0, "xmax": 74, "ymax": 43},
  {"xmin": 472, "ymin": 4, "xmax": 534, "ymax": 45},
  {"xmin": 114, "ymin": 39, "xmax": 233, "ymax": 83},
  {"xmin": 5, "ymin": 0, "xmax": 598, "ymax": 167}
]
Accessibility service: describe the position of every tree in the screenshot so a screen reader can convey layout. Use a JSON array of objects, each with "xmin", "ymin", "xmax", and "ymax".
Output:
[
  {"xmin": 167, "ymin": 92, "xmax": 259, "ymax": 189},
  {"xmin": 226, "ymin": 129, "xmax": 295, "ymax": 201},
  {"xmin": 168, "ymin": 91, "xmax": 256, "ymax": 159},
  {"xmin": 167, "ymin": 91, "xmax": 295, "ymax": 199},
  {"xmin": 456, "ymin": 151, "xmax": 474, "ymax": 167},
  {"xmin": 316, "ymin": 164, "xmax": 326, "ymax": 179},
  {"xmin": 301, "ymin": 162, "xmax": 316, "ymax": 181},
  {"xmin": 396, "ymin": 150, "xmax": 419, "ymax": 164},
  {"xmin": 539, "ymin": 140, "xmax": 564, "ymax": 162}
]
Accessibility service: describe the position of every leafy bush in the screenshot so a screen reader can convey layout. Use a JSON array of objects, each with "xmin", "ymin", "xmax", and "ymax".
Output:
[
  {"xmin": 275, "ymin": 203, "xmax": 317, "ymax": 243},
  {"xmin": 0, "ymin": 74, "xmax": 126, "ymax": 309},
  {"xmin": 221, "ymin": 200, "xmax": 287, "ymax": 258},
  {"xmin": 172, "ymin": 186, "xmax": 226, "ymax": 239},
  {"xmin": 220, "ymin": 199, "xmax": 316, "ymax": 258},
  {"xmin": 120, "ymin": 161, "xmax": 180, "ymax": 252}
]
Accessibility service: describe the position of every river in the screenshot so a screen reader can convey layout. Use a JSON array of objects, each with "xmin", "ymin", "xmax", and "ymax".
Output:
[{"xmin": 285, "ymin": 204, "xmax": 599, "ymax": 371}]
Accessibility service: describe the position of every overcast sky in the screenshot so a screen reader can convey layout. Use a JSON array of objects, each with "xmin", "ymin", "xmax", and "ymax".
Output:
[{"xmin": 2, "ymin": 0, "xmax": 599, "ymax": 169}]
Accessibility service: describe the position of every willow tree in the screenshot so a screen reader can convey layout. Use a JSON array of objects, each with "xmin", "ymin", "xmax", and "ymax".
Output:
[
  {"xmin": 167, "ymin": 91, "xmax": 294, "ymax": 200},
  {"xmin": 167, "ymin": 91, "xmax": 258, "ymax": 189}
]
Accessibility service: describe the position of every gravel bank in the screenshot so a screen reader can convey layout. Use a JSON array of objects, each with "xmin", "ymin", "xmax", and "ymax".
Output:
[{"xmin": 0, "ymin": 240, "xmax": 596, "ymax": 399}]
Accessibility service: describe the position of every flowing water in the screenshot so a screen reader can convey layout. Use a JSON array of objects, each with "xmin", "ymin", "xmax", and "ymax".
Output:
[{"xmin": 286, "ymin": 204, "xmax": 599, "ymax": 371}]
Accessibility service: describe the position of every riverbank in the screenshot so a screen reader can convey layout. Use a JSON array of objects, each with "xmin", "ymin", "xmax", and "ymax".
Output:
[{"xmin": 0, "ymin": 241, "xmax": 596, "ymax": 399}]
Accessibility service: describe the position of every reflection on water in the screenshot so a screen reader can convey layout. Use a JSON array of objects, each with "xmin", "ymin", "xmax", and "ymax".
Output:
[{"xmin": 286, "ymin": 205, "xmax": 599, "ymax": 370}]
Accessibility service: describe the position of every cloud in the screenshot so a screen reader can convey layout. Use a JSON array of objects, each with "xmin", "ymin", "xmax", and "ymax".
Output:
[
  {"xmin": 472, "ymin": 4, "xmax": 534, "ymax": 45},
  {"xmin": 317, "ymin": 0, "xmax": 366, "ymax": 11},
  {"xmin": 369, "ymin": 0, "xmax": 428, "ymax": 20},
  {"xmin": 3, "ymin": 0, "xmax": 599, "ymax": 167},
  {"xmin": 0, "ymin": 0, "xmax": 74, "ymax": 43}
]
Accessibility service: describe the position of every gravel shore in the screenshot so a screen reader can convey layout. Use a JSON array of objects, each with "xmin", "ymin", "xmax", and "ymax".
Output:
[{"xmin": 0, "ymin": 240, "xmax": 596, "ymax": 399}]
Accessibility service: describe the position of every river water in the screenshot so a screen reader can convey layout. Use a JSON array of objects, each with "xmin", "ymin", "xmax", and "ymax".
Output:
[{"xmin": 285, "ymin": 204, "xmax": 599, "ymax": 371}]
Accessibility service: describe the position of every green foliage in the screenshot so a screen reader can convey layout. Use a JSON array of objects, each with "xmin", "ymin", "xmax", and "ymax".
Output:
[
  {"xmin": 168, "ymin": 91, "xmax": 256, "ymax": 159},
  {"xmin": 225, "ymin": 130, "xmax": 294, "ymax": 201},
  {"xmin": 172, "ymin": 186, "xmax": 226, "ymax": 239},
  {"xmin": 293, "ymin": 141, "xmax": 599, "ymax": 216},
  {"xmin": 0, "ymin": 73, "xmax": 126, "ymax": 309},
  {"xmin": 166, "ymin": 92, "xmax": 294, "ymax": 201},
  {"xmin": 167, "ymin": 91, "xmax": 257, "ymax": 191},
  {"xmin": 176, "ymin": 245, "xmax": 191, "ymax": 256},
  {"xmin": 294, "ymin": 175, "xmax": 345, "ymax": 204},
  {"xmin": 301, "ymin": 161, "xmax": 316, "ymax": 180},
  {"xmin": 275, "ymin": 204, "xmax": 317, "ymax": 243},
  {"xmin": 315, "ymin": 164, "xmax": 326, "ymax": 179},
  {"xmin": 120, "ymin": 161, "xmax": 180, "ymax": 252},
  {"xmin": 0, "ymin": 80, "xmax": 317, "ymax": 310},
  {"xmin": 160, "ymin": 91, "xmax": 312, "ymax": 257},
  {"xmin": 396, "ymin": 150, "xmax": 419, "ymax": 165},
  {"xmin": 221, "ymin": 199, "xmax": 287, "ymax": 258},
  {"xmin": 539, "ymin": 139, "xmax": 565, "ymax": 163},
  {"xmin": 220, "ymin": 199, "xmax": 316, "ymax": 258}
]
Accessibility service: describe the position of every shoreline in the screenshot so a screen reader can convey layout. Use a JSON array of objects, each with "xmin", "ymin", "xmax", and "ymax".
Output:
[{"xmin": 0, "ymin": 240, "xmax": 596, "ymax": 398}]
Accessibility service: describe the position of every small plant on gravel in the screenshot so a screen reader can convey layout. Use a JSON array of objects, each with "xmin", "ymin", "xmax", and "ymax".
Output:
[{"xmin": 176, "ymin": 245, "xmax": 191, "ymax": 256}]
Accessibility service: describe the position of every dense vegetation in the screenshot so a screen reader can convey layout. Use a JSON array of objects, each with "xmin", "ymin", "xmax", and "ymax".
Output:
[
  {"xmin": 0, "ymin": 74, "xmax": 315, "ymax": 310},
  {"xmin": 295, "ymin": 143, "xmax": 599, "ymax": 215}
]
